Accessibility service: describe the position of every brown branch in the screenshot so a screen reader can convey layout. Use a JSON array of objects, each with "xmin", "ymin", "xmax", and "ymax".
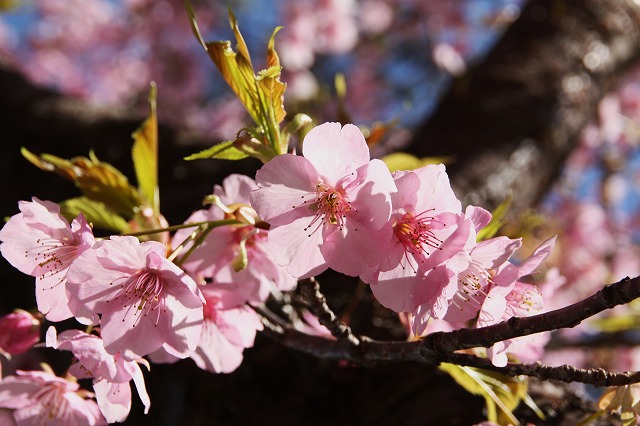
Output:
[
  {"xmin": 443, "ymin": 352, "xmax": 640, "ymax": 387},
  {"xmin": 422, "ymin": 276, "xmax": 640, "ymax": 354},
  {"xmin": 258, "ymin": 275, "xmax": 640, "ymax": 387},
  {"xmin": 297, "ymin": 278, "xmax": 360, "ymax": 346}
]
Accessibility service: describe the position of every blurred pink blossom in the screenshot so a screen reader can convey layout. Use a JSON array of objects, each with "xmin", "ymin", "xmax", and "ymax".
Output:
[
  {"xmin": 0, "ymin": 367, "xmax": 106, "ymax": 425},
  {"xmin": 0, "ymin": 310, "xmax": 41, "ymax": 357}
]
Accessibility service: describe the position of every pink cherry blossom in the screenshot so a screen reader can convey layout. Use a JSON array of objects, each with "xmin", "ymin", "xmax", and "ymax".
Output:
[
  {"xmin": 443, "ymin": 235, "xmax": 523, "ymax": 324},
  {"xmin": 45, "ymin": 327, "xmax": 150, "ymax": 423},
  {"xmin": 0, "ymin": 310, "xmax": 41, "ymax": 357},
  {"xmin": 66, "ymin": 235, "xmax": 205, "ymax": 361},
  {"xmin": 477, "ymin": 236, "xmax": 557, "ymax": 367},
  {"xmin": 250, "ymin": 122, "xmax": 397, "ymax": 278},
  {"xmin": 173, "ymin": 174, "xmax": 296, "ymax": 303},
  {"xmin": 365, "ymin": 165, "xmax": 469, "ymax": 314},
  {"xmin": 0, "ymin": 198, "xmax": 95, "ymax": 321},
  {"xmin": 189, "ymin": 285, "xmax": 263, "ymax": 374},
  {"xmin": 0, "ymin": 367, "xmax": 106, "ymax": 425}
]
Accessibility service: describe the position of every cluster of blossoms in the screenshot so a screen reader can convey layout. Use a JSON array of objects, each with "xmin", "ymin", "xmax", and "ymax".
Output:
[{"xmin": 0, "ymin": 122, "xmax": 555, "ymax": 423}]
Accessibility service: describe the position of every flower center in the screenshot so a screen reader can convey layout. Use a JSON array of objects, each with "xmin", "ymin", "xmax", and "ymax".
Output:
[
  {"xmin": 32, "ymin": 382, "xmax": 70, "ymax": 421},
  {"xmin": 294, "ymin": 183, "xmax": 354, "ymax": 237},
  {"xmin": 111, "ymin": 270, "xmax": 166, "ymax": 327},
  {"xmin": 393, "ymin": 210, "xmax": 443, "ymax": 271}
]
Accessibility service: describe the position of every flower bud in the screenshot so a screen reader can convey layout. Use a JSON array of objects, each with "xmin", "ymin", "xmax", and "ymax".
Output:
[{"xmin": 0, "ymin": 309, "xmax": 41, "ymax": 356}]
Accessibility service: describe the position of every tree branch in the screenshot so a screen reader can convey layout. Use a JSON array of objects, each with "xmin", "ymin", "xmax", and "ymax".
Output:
[
  {"xmin": 259, "ymin": 275, "xmax": 640, "ymax": 387},
  {"xmin": 443, "ymin": 352, "xmax": 640, "ymax": 387},
  {"xmin": 297, "ymin": 278, "xmax": 360, "ymax": 346},
  {"xmin": 423, "ymin": 276, "xmax": 640, "ymax": 354}
]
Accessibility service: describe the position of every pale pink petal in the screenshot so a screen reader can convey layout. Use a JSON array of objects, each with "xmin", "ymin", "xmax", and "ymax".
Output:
[
  {"xmin": 322, "ymin": 218, "xmax": 391, "ymax": 277},
  {"xmin": 0, "ymin": 377, "xmax": 40, "ymax": 409},
  {"xmin": 267, "ymin": 215, "xmax": 327, "ymax": 278},
  {"xmin": 347, "ymin": 159, "xmax": 395, "ymax": 230},
  {"xmin": 302, "ymin": 122, "xmax": 369, "ymax": 184},
  {"xmin": 518, "ymin": 236, "xmax": 557, "ymax": 277},
  {"xmin": 129, "ymin": 362, "xmax": 150, "ymax": 414},
  {"xmin": 93, "ymin": 380, "xmax": 131, "ymax": 423},
  {"xmin": 487, "ymin": 342, "xmax": 509, "ymax": 367},
  {"xmin": 413, "ymin": 164, "xmax": 462, "ymax": 216},
  {"xmin": 251, "ymin": 154, "xmax": 319, "ymax": 226},
  {"xmin": 464, "ymin": 205, "xmax": 492, "ymax": 233},
  {"xmin": 472, "ymin": 237, "xmax": 522, "ymax": 269},
  {"xmin": 191, "ymin": 321, "xmax": 244, "ymax": 374},
  {"xmin": 390, "ymin": 170, "xmax": 420, "ymax": 212},
  {"xmin": 214, "ymin": 173, "xmax": 258, "ymax": 205}
]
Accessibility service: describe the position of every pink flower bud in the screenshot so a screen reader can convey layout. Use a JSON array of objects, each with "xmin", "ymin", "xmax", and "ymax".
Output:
[{"xmin": 0, "ymin": 309, "xmax": 41, "ymax": 356}]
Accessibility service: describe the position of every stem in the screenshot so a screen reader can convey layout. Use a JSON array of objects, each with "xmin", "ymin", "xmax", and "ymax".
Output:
[{"xmin": 119, "ymin": 219, "xmax": 239, "ymax": 237}]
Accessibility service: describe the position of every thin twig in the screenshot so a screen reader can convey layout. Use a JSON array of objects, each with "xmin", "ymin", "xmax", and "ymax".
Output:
[
  {"xmin": 442, "ymin": 352, "xmax": 640, "ymax": 387},
  {"xmin": 298, "ymin": 277, "xmax": 360, "ymax": 346}
]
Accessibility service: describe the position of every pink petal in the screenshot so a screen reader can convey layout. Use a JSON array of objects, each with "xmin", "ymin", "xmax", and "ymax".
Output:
[
  {"xmin": 215, "ymin": 173, "xmax": 258, "ymax": 205},
  {"xmin": 93, "ymin": 380, "xmax": 131, "ymax": 423},
  {"xmin": 267, "ymin": 215, "xmax": 327, "ymax": 279},
  {"xmin": 322, "ymin": 218, "xmax": 392, "ymax": 277},
  {"xmin": 251, "ymin": 154, "xmax": 319, "ymax": 226},
  {"xmin": 302, "ymin": 123, "xmax": 369, "ymax": 184},
  {"xmin": 518, "ymin": 236, "xmax": 557, "ymax": 277},
  {"xmin": 347, "ymin": 159, "xmax": 395, "ymax": 230}
]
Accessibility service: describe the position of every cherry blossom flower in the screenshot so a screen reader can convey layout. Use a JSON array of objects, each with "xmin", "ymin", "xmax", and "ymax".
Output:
[
  {"xmin": 173, "ymin": 174, "xmax": 296, "ymax": 303},
  {"xmin": 366, "ymin": 166, "xmax": 473, "ymax": 318},
  {"xmin": 250, "ymin": 122, "xmax": 397, "ymax": 278},
  {"xmin": 0, "ymin": 310, "xmax": 41, "ymax": 357},
  {"xmin": 66, "ymin": 235, "xmax": 205, "ymax": 361},
  {"xmin": 477, "ymin": 236, "xmax": 557, "ymax": 367},
  {"xmin": 189, "ymin": 285, "xmax": 263, "ymax": 374},
  {"xmin": 147, "ymin": 285, "xmax": 263, "ymax": 374},
  {"xmin": 45, "ymin": 327, "xmax": 150, "ymax": 423},
  {"xmin": 443, "ymin": 235, "xmax": 523, "ymax": 324},
  {"xmin": 0, "ymin": 198, "xmax": 95, "ymax": 321},
  {"xmin": 0, "ymin": 366, "xmax": 106, "ymax": 425}
]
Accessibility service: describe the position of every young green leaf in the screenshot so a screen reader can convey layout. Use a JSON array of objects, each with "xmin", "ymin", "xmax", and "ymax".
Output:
[
  {"xmin": 184, "ymin": 140, "xmax": 250, "ymax": 161},
  {"xmin": 477, "ymin": 193, "xmax": 513, "ymax": 242},
  {"xmin": 132, "ymin": 83, "xmax": 159, "ymax": 216},
  {"xmin": 186, "ymin": 1, "xmax": 287, "ymax": 159},
  {"xmin": 21, "ymin": 147, "xmax": 142, "ymax": 217},
  {"xmin": 440, "ymin": 363, "xmax": 522, "ymax": 425},
  {"xmin": 60, "ymin": 197, "xmax": 131, "ymax": 233},
  {"xmin": 381, "ymin": 152, "xmax": 452, "ymax": 173}
]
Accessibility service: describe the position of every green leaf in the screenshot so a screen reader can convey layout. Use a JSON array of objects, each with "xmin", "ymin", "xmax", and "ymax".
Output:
[
  {"xmin": 440, "ymin": 363, "xmax": 522, "ymax": 425},
  {"xmin": 60, "ymin": 197, "xmax": 131, "ymax": 233},
  {"xmin": 184, "ymin": 140, "xmax": 250, "ymax": 161},
  {"xmin": 21, "ymin": 147, "xmax": 142, "ymax": 217},
  {"xmin": 132, "ymin": 83, "xmax": 159, "ymax": 216},
  {"xmin": 591, "ymin": 314, "xmax": 640, "ymax": 332},
  {"xmin": 186, "ymin": 1, "xmax": 287, "ymax": 158},
  {"xmin": 381, "ymin": 152, "xmax": 452, "ymax": 173},
  {"xmin": 477, "ymin": 193, "xmax": 512, "ymax": 242}
]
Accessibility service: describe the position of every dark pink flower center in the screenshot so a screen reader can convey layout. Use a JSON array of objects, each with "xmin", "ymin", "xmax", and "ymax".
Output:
[
  {"xmin": 393, "ymin": 210, "xmax": 443, "ymax": 271},
  {"xmin": 294, "ymin": 183, "xmax": 355, "ymax": 236},
  {"xmin": 110, "ymin": 270, "xmax": 166, "ymax": 327}
]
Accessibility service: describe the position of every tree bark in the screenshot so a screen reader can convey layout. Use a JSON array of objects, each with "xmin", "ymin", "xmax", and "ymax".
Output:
[{"xmin": 410, "ymin": 0, "xmax": 640, "ymax": 219}]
